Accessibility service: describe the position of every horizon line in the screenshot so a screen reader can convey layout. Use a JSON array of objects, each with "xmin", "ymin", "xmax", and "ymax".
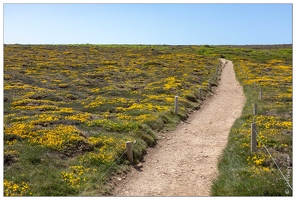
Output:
[{"xmin": 4, "ymin": 43, "xmax": 292, "ymax": 46}]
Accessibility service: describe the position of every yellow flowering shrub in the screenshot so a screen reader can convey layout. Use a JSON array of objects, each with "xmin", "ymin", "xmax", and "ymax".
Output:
[
  {"xmin": 248, "ymin": 165, "xmax": 271, "ymax": 178},
  {"xmin": 4, "ymin": 149, "xmax": 20, "ymax": 157},
  {"xmin": 29, "ymin": 125, "xmax": 85, "ymax": 151},
  {"xmin": 4, "ymin": 123, "xmax": 37, "ymax": 139},
  {"xmin": 81, "ymin": 135, "xmax": 128, "ymax": 165},
  {"xmin": 247, "ymin": 152, "xmax": 270, "ymax": 166},
  {"xmin": 64, "ymin": 112, "xmax": 91, "ymax": 123},
  {"xmin": 61, "ymin": 166, "xmax": 93, "ymax": 188},
  {"xmin": 4, "ymin": 180, "xmax": 31, "ymax": 196},
  {"xmin": 30, "ymin": 114, "xmax": 59, "ymax": 126}
]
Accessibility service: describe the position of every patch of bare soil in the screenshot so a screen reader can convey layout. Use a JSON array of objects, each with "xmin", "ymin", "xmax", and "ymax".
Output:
[{"xmin": 111, "ymin": 59, "xmax": 246, "ymax": 196}]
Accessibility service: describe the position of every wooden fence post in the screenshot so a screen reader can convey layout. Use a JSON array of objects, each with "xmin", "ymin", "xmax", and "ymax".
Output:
[
  {"xmin": 253, "ymin": 103, "xmax": 257, "ymax": 115},
  {"xmin": 174, "ymin": 96, "xmax": 178, "ymax": 115},
  {"xmin": 251, "ymin": 123, "xmax": 257, "ymax": 153},
  {"xmin": 259, "ymin": 88, "xmax": 262, "ymax": 100},
  {"xmin": 216, "ymin": 65, "xmax": 219, "ymax": 76},
  {"xmin": 126, "ymin": 141, "xmax": 133, "ymax": 164},
  {"xmin": 199, "ymin": 88, "xmax": 202, "ymax": 100}
]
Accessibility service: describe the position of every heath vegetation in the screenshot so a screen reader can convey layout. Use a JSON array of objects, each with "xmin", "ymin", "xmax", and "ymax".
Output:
[
  {"xmin": 4, "ymin": 44, "xmax": 220, "ymax": 196},
  {"xmin": 3, "ymin": 44, "xmax": 292, "ymax": 196}
]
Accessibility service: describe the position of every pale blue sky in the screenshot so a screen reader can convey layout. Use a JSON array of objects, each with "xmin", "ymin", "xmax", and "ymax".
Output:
[{"xmin": 3, "ymin": 3, "xmax": 293, "ymax": 45}]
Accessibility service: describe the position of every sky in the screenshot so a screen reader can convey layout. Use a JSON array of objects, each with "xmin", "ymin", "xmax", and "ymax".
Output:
[{"xmin": 2, "ymin": 1, "xmax": 293, "ymax": 45}]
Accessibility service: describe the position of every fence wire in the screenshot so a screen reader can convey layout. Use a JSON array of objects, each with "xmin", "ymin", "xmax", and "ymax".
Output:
[
  {"xmin": 80, "ymin": 148, "xmax": 128, "ymax": 196},
  {"xmin": 239, "ymin": 61, "xmax": 292, "ymax": 193},
  {"xmin": 79, "ymin": 95, "xmax": 172, "ymax": 196},
  {"xmin": 254, "ymin": 129, "xmax": 292, "ymax": 191}
]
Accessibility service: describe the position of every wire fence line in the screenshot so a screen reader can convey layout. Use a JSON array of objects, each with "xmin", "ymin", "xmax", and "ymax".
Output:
[
  {"xmin": 237, "ymin": 62, "xmax": 293, "ymax": 192},
  {"xmin": 90, "ymin": 107, "xmax": 174, "ymax": 196},
  {"xmin": 79, "ymin": 101, "xmax": 170, "ymax": 196},
  {"xmin": 254, "ymin": 129, "xmax": 292, "ymax": 191},
  {"xmin": 80, "ymin": 148, "xmax": 128, "ymax": 196}
]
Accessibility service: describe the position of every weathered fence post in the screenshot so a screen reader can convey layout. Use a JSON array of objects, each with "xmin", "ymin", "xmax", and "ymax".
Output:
[
  {"xmin": 174, "ymin": 96, "xmax": 179, "ymax": 115},
  {"xmin": 251, "ymin": 123, "xmax": 257, "ymax": 153},
  {"xmin": 199, "ymin": 88, "xmax": 202, "ymax": 100},
  {"xmin": 253, "ymin": 103, "xmax": 257, "ymax": 115},
  {"xmin": 216, "ymin": 65, "xmax": 219, "ymax": 76},
  {"xmin": 126, "ymin": 141, "xmax": 133, "ymax": 164},
  {"xmin": 259, "ymin": 88, "xmax": 262, "ymax": 100}
]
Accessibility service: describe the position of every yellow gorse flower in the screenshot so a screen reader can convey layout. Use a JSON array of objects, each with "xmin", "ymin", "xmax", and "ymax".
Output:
[
  {"xmin": 4, "ymin": 180, "xmax": 31, "ymax": 196},
  {"xmin": 29, "ymin": 125, "xmax": 85, "ymax": 150}
]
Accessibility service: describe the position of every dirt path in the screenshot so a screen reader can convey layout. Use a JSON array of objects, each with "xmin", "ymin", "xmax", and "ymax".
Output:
[{"xmin": 111, "ymin": 59, "xmax": 246, "ymax": 196}]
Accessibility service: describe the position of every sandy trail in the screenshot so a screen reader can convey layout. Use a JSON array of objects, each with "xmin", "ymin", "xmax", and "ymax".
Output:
[{"xmin": 111, "ymin": 59, "xmax": 246, "ymax": 196}]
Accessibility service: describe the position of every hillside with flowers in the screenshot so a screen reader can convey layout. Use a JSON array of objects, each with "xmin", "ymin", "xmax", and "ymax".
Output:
[
  {"xmin": 3, "ymin": 44, "xmax": 292, "ymax": 196},
  {"xmin": 4, "ymin": 45, "xmax": 221, "ymax": 196}
]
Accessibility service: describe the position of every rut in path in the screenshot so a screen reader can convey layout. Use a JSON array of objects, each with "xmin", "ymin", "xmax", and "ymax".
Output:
[{"xmin": 111, "ymin": 59, "xmax": 246, "ymax": 196}]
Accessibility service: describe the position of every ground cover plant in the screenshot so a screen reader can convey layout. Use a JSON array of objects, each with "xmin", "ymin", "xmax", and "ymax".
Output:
[
  {"xmin": 207, "ymin": 45, "xmax": 292, "ymax": 196},
  {"xmin": 3, "ymin": 44, "xmax": 292, "ymax": 196},
  {"xmin": 3, "ymin": 44, "xmax": 221, "ymax": 196}
]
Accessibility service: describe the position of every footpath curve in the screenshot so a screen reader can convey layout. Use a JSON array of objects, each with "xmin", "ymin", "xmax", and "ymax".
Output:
[{"xmin": 112, "ymin": 59, "xmax": 246, "ymax": 196}]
